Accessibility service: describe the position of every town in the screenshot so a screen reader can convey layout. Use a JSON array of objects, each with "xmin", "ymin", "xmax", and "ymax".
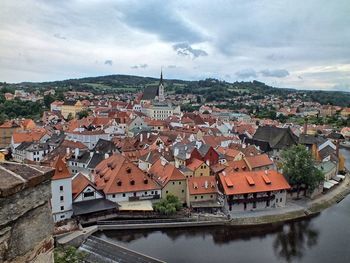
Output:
[{"xmin": 0, "ymin": 71, "xmax": 349, "ymax": 262}]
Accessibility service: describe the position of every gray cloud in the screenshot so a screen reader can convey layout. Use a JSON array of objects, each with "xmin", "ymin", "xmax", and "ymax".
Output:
[
  {"xmin": 173, "ymin": 43, "xmax": 208, "ymax": 58},
  {"xmin": 235, "ymin": 69, "xmax": 257, "ymax": 79},
  {"xmin": 131, "ymin": 64, "xmax": 148, "ymax": 69},
  {"xmin": 117, "ymin": 1, "xmax": 204, "ymax": 43},
  {"xmin": 260, "ymin": 69, "xmax": 290, "ymax": 78},
  {"xmin": 53, "ymin": 33, "xmax": 66, "ymax": 40},
  {"xmin": 104, "ymin": 60, "xmax": 113, "ymax": 66}
]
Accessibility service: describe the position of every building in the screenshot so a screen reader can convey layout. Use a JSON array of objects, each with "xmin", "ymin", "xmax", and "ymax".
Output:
[
  {"xmin": 186, "ymin": 158, "xmax": 210, "ymax": 177},
  {"xmin": 187, "ymin": 176, "xmax": 221, "ymax": 212},
  {"xmin": 219, "ymin": 170, "xmax": 290, "ymax": 212},
  {"xmin": 61, "ymin": 100, "xmax": 83, "ymax": 119},
  {"xmin": 142, "ymin": 102, "xmax": 181, "ymax": 120},
  {"xmin": 50, "ymin": 156, "xmax": 73, "ymax": 222},
  {"xmin": 94, "ymin": 154, "xmax": 161, "ymax": 203},
  {"xmin": 149, "ymin": 159, "xmax": 187, "ymax": 204}
]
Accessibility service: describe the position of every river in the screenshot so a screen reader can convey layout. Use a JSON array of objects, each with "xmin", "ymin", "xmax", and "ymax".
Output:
[{"xmin": 95, "ymin": 149, "xmax": 350, "ymax": 263}]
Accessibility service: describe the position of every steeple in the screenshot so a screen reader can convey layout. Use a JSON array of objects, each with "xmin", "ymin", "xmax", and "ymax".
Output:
[{"xmin": 157, "ymin": 69, "xmax": 165, "ymax": 102}]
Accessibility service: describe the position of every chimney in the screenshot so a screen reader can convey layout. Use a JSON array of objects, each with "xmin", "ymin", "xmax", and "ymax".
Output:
[
  {"xmin": 140, "ymin": 133, "xmax": 143, "ymax": 142},
  {"xmin": 204, "ymin": 180, "xmax": 208, "ymax": 189},
  {"xmin": 147, "ymin": 132, "xmax": 150, "ymax": 139},
  {"xmin": 74, "ymin": 148, "xmax": 79, "ymax": 159},
  {"xmin": 104, "ymin": 153, "xmax": 109, "ymax": 159},
  {"xmin": 90, "ymin": 151, "xmax": 93, "ymax": 157},
  {"xmin": 66, "ymin": 147, "xmax": 70, "ymax": 156},
  {"xmin": 174, "ymin": 148, "xmax": 179, "ymax": 156}
]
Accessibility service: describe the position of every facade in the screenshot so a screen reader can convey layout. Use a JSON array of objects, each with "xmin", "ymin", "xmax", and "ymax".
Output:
[
  {"xmin": 0, "ymin": 121, "xmax": 20, "ymax": 148},
  {"xmin": 50, "ymin": 157, "xmax": 73, "ymax": 222},
  {"xmin": 142, "ymin": 103, "xmax": 181, "ymax": 120},
  {"xmin": 65, "ymin": 129, "xmax": 111, "ymax": 149},
  {"xmin": 61, "ymin": 100, "xmax": 83, "ymax": 119},
  {"xmin": 219, "ymin": 170, "xmax": 290, "ymax": 213}
]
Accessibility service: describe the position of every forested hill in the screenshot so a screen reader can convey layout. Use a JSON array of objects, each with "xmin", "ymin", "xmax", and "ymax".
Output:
[{"xmin": 2, "ymin": 74, "xmax": 350, "ymax": 107}]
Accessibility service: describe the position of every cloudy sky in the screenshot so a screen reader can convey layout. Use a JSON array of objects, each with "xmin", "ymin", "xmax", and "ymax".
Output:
[{"xmin": 0, "ymin": 0, "xmax": 349, "ymax": 91}]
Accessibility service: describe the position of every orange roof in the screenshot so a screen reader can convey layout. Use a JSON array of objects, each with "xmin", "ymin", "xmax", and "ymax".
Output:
[
  {"xmin": 94, "ymin": 154, "xmax": 161, "ymax": 194},
  {"xmin": 12, "ymin": 129, "xmax": 47, "ymax": 144},
  {"xmin": 188, "ymin": 176, "xmax": 218, "ymax": 195},
  {"xmin": 186, "ymin": 158, "xmax": 205, "ymax": 171},
  {"xmin": 216, "ymin": 146, "xmax": 242, "ymax": 158},
  {"xmin": 149, "ymin": 159, "xmax": 186, "ymax": 186},
  {"xmin": 244, "ymin": 154, "xmax": 273, "ymax": 169},
  {"xmin": 72, "ymin": 173, "xmax": 97, "ymax": 199},
  {"xmin": 219, "ymin": 170, "xmax": 290, "ymax": 195},
  {"xmin": 224, "ymin": 159, "xmax": 249, "ymax": 173},
  {"xmin": 52, "ymin": 156, "xmax": 71, "ymax": 180},
  {"xmin": 0, "ymin": 120, "xmax": 19, "ymax": 128}
]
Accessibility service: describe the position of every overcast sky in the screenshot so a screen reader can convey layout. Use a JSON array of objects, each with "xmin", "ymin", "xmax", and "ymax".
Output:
[{"xmin": 0, "ymin": 0, "xmax": 349, "ymax": 91}]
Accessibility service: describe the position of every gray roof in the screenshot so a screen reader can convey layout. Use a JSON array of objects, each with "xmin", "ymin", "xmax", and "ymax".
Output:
[
  {"xmin": 253, "ymin": 126, "xmax": 298, "ymax": 149},
  {"xmin": 141, "ymin": 86, "xmax": 158, "ymax": 100},
  {"xmin": 87, "ymin": 153, "xmax": 105, "ymax": 169},
  {"xmin": 72, "ymin": 199, "xmax": 118, "ymax": 216},
  {"xmin": 94, "ymin": 139, "xmax": 118, "ymax": 154},
  {"xmin": 299, "ymin": 134, "xmax": 327, "ymax": 146}
]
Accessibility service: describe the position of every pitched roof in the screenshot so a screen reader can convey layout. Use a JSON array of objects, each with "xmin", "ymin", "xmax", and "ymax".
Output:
[
  {"xmin": 52, "ymin": 156, "xmax": 71, "ymax": 180},
  {"xmin": 186, "ymin": 158, "xmax": 205, "ymax": 171},
  {"xmin": 219, "ymin": 170, "xmax": 290, "ymax": 195},
  {"xmin": 94, "ymin": 154, "xmax": 160, "ymax": 194},
  {"xmin": 141, "ymin": 86, "xmax": 159, "ymax": 100},
  {"xmin": 188, "ymin": 176, "xmax": 218, "ymax": 195},
  {"xmin": 253, "ymin": 126, "xmax": 298, "ymax": 149},
  {"xmin": 244, "ymin": 154, "xmax": 273, "ymax": 169},
  {"xmin": 149, "ymin": 159, "xmax": 186, "ymax": 186},
  {"xmin": 72, "ymin": 173, "xmax": 98, "ymax": 199}
]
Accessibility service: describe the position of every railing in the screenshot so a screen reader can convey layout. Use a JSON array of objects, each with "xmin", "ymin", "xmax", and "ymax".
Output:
[
  {"xmin": 97, "ymin": 218, "xmax": 201, "ymax": 225},
  {"xmin": 128, "ymin": 194, "xmax": 160, "ymax": 201}
]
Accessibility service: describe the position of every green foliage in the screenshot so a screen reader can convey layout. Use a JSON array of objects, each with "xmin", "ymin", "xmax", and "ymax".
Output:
[
  {"xmin": 43, "ymin": 94, "xmax": 55, "ymax": 108},
  {"xmin": 54, "ymin": 246, "xmax": 86, "ymax": 263},
  {"xmin": 66, "ymin": 113, "xmax": 74, "ymax": 121},
  {"xmin": 153, "ymin": 194, "xmax": 182, "ymax": 215},
  {"xmin": 0, "ymin": 99, "xmax": 43, "ymax": 120},
  {"xmin": 77, "ymin": 109, "xmax": 90, "ymax": 119},
  {"xmin": 281, "ymin": 145, "xmax": 324, "ymax": 197}
]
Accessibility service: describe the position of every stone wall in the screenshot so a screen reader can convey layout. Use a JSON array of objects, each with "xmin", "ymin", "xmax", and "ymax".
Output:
[{"xmin": 0, "ymin": 162, "xmax": 54, "ymax": 263}]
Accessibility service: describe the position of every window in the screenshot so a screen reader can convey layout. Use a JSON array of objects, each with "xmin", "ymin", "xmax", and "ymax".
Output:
[
  {"xmin": 83, "ymin": 192, "xmax": 94, "ymax": 198},
  {"xmin": 122, "ymin": 193, "xmax": 126, "ymax": 197},
  {"xmin": 112, "ymin": 194, "xmax": 116, "ymax": 198},
  {"xmin": 195, "ymin": 196, "xmax": 197, "ymax": 199},
  {"xmin": 179, "ymin": 182, "xmax": 181, "ymax": 185},
  {"xmin": 280, "ymin": 190, "xmax": 283, "ymax": 193},
  {"xmin": 60, "ymin": 196, "xmax": 64, "ymax": 202},
  {"xmin": 253, "ymin": 202, "xmax": 256, "ymax": 209},
  {"xmin": 173, "ymin": 182, "xmax": 175, "ymax": 185},
  {"xmin": 182, "ymin": 190, "xmax": 184, "ymax": 193},
  {"xmin": 210, "ymin": 195, "xmax": 213, "ymax": 198},
  {"xmin": 60, "ymin": 206, "xmax": 64, "ymax": 211},
  {"xmin": 201, "ymin": 196, "xmax": 203, "ymax": 199},
  {"xmin": 133, "ymin": 192, "xmax": 137, "ymax": 197},
  {"xmin": 59, "ymin": 186, "xmax": 63, "ymax": 191},
  {"xmin": 280, "ymin": 198, "xmax": 282, "ymax": 202},
  {"xmin": 166, "ymin": 190, "xmax": 169, "ymax": 194},
  {"xmin": 200, "ymin": 173, "xmax": 203, "ymax": 176},
  {"xmin": 60, "ymin": 215, "xmax": 65, "ymax": 219},
  {"xmin": 144, "ymin": 191, "xmax": 147, "ymax": 195}
]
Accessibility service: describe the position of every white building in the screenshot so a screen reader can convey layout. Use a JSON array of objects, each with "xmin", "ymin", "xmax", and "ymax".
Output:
[{"xmin": 51, "ymin": 157, "xmax": 73, "ymax": 222}]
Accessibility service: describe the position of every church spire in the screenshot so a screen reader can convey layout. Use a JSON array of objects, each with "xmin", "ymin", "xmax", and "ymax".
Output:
[{"xmin": 157, "ymin": 68, "xmax": 165, "ymax": 102}]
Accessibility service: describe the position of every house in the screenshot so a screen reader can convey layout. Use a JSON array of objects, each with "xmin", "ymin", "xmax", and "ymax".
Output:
[
  {"xmin": 252, "ymin": 126, "xmax": 298, "ymax": 154},
  {"xmin": 219, "ymin": 170, "xmax": 290, "ymax": 212},
  {"xmin": 340, "ymin": 107, "xmax": 350, "ymax": 118},
  {"xmin": 61, "ymin": 100, "xmax": 84, "ymax": 119},
  {"xmin": 149, "ymin": 159, "xmax": 187, "ymax": 203},
  {"xmin": 72, "ymin": 173, "xmax": 104, "ymax": 202},
  {"xmin": 244, "ymin": 154, "xmax": 274, "ymax": 171},
  {"xmin": 50, "ymin": 157, "xmax": 73, "ymax": 222},
  {"xmin": 13, "ymin": 141, "xmax": 50, "ymax": 163},
  {"xmin": 94, "ymin": 154, "xmax": 161, "ymax": 203},
  {"xmin": 187, "ymin": 176, "xmax": 221, "ymax": 212},
  {"xmin": 186, "ymin": 158, "xmax": 210, "ymax": 177},
  {"xmin": 65, "ymin": 129, "xmax": 111, "ymax": 149}
]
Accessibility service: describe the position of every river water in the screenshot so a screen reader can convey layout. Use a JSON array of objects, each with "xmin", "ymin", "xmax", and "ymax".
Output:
[{"xmin": 95, "ymin": 149, "xmax": 350, "ymax": 263}]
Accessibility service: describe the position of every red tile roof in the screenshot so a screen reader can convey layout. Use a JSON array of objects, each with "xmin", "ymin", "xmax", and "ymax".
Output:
[
  {"xmin": 149, "ymin": 159, "xmax": 186, "ymax": 186},
  {"xmin": 186, "ymin": 158, "xmax": 205, "ymax": 171},
  {"xmin": 52, "ymin": 156, "xmax": 71, "ymax": 180},
  {"xmin": 188, "ymin": 176, "xmax": 218, "ymax": 195},
  {"xmin": 244, "ymin": 154, "xmax": 273, "ymax": 169},
  {"xmin": 219, "ymin": 170, "xmax": 290, "ymax": 195},
  {"xmin": 72, "ymin": 173, "xmax": 97, "ymax": 199},
  {"xmin": 94, "ymin": 154, "xmax": 160, "ymax": 194}
]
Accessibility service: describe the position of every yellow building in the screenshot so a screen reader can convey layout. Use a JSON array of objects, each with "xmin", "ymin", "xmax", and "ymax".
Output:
[
  {"xmin": 186, "ymin": 159, "xmax": 210, "ymax": 177},
  {"xmin": 149, "ymin": 160, "xmax": 187, "ymax": 204},
  {"xmin": 340, "ymin": 108, "xmax": 350, "ymax": 118},
  {"xmin": 61, "ymin": 100, "xmax": 83, "ymax": 119}
]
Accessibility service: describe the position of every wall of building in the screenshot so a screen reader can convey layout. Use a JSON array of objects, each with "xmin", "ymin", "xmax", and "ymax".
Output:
[
  {"xmin": 51, "ymin": 178, "xmax": 73, "ymax": 222},
  {"xmin": 189, "ymin": 193, "xmax": 217, "ymax": 203},
  {"xmin": 161, "ymin": 179, "xmax": 187, "ymax": 204},
  {"xmin": 106, "ymin": 189, "xmax": 161, "ymax": 202}
]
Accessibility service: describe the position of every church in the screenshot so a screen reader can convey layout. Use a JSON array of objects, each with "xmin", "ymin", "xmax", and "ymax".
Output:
[{"xmin": 141, "ymin": 71, "xmax": 181, "ymax": 120}]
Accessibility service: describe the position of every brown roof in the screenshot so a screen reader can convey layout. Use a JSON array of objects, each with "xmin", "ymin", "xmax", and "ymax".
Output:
[
  {"xmin": 186, "ymin": 158, "xmax": 205, "ymax": 171},
  {"xmin": 94, "ymin": 154, "xmax": 160, "ymax": 194},
  {"xmin": 188, "ymin": 176, "xmax": 218, "ymax": 195},
  {"xmin": 219, "ymin": 170, "xmax": 290, "ymax": 195},
  {"xmin": 52, "ymin": 156, "xmax": 71, "ymax": 180},
  {"xmin": 244, "ymin": 154, "xmax": 273, "ymax": 169},
  {"xmin": 72, "ymin": 173, "xmax": 98, "ymax": 199},
  {"xmin": 149, "ymin": 159, "xmax": 186, "ymax": 186}
]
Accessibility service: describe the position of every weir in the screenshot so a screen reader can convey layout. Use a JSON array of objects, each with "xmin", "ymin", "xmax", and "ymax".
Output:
[{"xmin": 79, "ymin": 235, "xmax": 165, "ymax": 263}]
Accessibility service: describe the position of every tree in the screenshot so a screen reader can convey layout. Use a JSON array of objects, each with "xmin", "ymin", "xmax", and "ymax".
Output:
[
  {"xmin": 281, "ymin": 145, "xmax": 324, "ymax": 198},
  {"xmin": 153, "ymin": 194, "xmax": 182, "ymax": 215},
  {"xmin": 43, "ymin": 94, "xmax": 55, "ymax": 108},
  {"xmin": 66, "ymin": 113, "xmax": 74, "ymax": 121},
  {"xmin": 54, "ymin": 246, "xmax": 86, "ymax": 263},
  {"xmin": 77, "ymin": 109, "xmax": 89, "ymax": 119}
]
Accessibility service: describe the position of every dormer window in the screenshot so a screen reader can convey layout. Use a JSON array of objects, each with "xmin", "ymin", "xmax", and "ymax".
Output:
[
  {"xmin": 144, "ymin": 178, "xmax": 148, "ymax": 184},
  {"xmin": 126, "ymin": 167, "xmax": 132, "ymax": 174},
  {"xmin": 117, "ymin": 180, "xmax": 122, "ymax": 186},
  {"xmin": 130, "ymin": 179, "xmax": 135, "ymax": 185}
]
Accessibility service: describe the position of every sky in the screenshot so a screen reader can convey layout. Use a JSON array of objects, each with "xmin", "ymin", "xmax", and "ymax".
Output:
[{"xmin": 0, "ymin": 0, "xmax": 349, "ymax": 91}]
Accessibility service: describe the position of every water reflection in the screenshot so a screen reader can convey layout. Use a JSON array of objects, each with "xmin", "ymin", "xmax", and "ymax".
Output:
[
  {"xmin": 273, "ymin": 218, "xmax": 319, "ymax": 262},
  {"xmin": 97, "ymin": 215, "xmax": 320, "ymax": 263}
]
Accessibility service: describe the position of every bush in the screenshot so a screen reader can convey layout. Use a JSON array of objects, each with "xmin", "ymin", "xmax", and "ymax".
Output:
[{"xmin": 153, "ymin": 194, "xmax": 182, "ymax": 215}]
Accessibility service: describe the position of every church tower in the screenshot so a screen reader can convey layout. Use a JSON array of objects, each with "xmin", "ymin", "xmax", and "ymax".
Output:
[{"xmin": 157, "ymin": 69, "xmax": 165, "ymax": 101}]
